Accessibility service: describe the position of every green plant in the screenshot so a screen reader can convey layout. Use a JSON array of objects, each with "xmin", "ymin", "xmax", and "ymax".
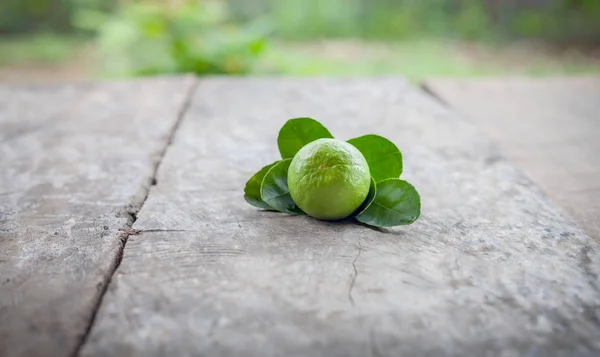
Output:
[
  {"xmin": 244, "ymin": 118, "xmax": 421, "ymax": 228},
  {"xmin": 75, "ymin": 0, "xmax": 268, "ymax": 77},
  {"xmin": 0, "ymin": 34, "xmax": 83, "ymax": 66}
]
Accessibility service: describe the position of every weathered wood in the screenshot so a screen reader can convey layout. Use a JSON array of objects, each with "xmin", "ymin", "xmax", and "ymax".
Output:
[
  {"xmin": 0, "ymin": 84, "xmax": 91, "ymax": 145},
  {"xmin": 423, "ymin": 76, "xmax": 600, "ymax": 242},
  {"xmin": 0, "ymin": 76, "xmax": 196, "ymax": 357},
  {"xmin": 81, "ymin": 78, "xmax": 600, "ymax": 357}
]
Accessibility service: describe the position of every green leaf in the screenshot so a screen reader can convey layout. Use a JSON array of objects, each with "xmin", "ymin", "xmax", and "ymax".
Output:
[
  {"xmin": 244, "ymin": 161, "xmax": 279, "ymax": 210},
  {"xmin": 356, "ymin": 179, "xmax": 420, "ymax": 227},
  {"xmin": 277, "ymin": 117, "xmax": 334, "ymax": 159},
  {"xmin": 248, "ymin": 38, "xmax": 266, "ymax": 55},
  {"xmin": 352, "ymin": 177, "xmax": 376, "ymax": 217},
  {"xmin": 347, "ymin": 134, "xmax": 403, "ymax": 182},
  {"xmin": 260, "ymin": 159, "xmax": 304, "ymax": 215}
]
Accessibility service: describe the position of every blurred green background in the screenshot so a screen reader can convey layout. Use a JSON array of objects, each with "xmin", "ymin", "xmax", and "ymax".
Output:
[{"xmin": 1, "ymin": 0, "xmax": 599, "ymax": 83}]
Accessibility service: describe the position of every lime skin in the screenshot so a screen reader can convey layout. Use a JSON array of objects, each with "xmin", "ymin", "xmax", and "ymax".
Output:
[{"xmin": 288, "ymin": 138, "xmax": 371, "ymax": 220}]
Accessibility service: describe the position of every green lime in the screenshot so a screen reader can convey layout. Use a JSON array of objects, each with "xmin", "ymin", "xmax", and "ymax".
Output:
[{"xmin": 288, "ymin": 138, "xmax": 371, "ymax": 220}]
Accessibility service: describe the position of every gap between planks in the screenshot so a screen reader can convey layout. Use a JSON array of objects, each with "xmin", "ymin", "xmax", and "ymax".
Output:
[{"xmin": 70, "ymin": 78, "xmax": 199, "ymax": 357}]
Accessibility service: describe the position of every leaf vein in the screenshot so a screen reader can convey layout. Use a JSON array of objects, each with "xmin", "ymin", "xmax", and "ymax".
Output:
[
  {"xmin": 372, "ymin": 201, "xmax": 404, "ymax": 216},
  {"xmin": 289, "ymin": 120, "xmax": 309, "ymax": 146},
  {"xmin": 366, "ymin": 151, "xmax": 402, "ymax": 166},
  {"xmin": 263, "ymin": 191, "xmax": 291, "ymax": 202}
]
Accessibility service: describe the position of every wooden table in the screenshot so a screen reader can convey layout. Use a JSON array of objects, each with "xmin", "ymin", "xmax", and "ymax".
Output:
[
  {"xmin": 1, "ymin": 76, "xmax": 599, "ymax": 357},
  {"xmin": 424, "ymin": 76, "xmax": 600, "ymax": 242}
]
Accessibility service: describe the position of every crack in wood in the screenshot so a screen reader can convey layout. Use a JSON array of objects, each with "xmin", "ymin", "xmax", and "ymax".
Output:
[
  {"xmin": 419, "ymin": 81, "xmax": 450, "ymax": 108},
  {"xmin": 348, "ymin": 240, "xmax": 363, "ymax": 307},
  {"xmin": 70, "ymin": 78, "xmax": 199, "ymax": 357},
  {"xmin": 118, "ymin": 227, "xmax": 142, "ymax": 235},
  {"xmin": 137, "ymin": 229, "xmax": 196, "ymax": 233}
]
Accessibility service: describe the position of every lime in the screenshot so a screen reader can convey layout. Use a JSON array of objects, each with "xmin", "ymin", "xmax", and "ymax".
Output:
[{"xmin": 288, "ymin": 138, "xmax": 371, "ymax": 220}]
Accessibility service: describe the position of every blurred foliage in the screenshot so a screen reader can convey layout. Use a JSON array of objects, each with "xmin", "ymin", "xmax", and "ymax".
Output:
[
  {"xmin": 0, "ymin": 0, "xmax": 114, "ymax": 34},
  {"xmin": 3, "ymin": 0, "xmax": 600, "ymax": 42},
  {"xmin": 0, "ymin": 34, "xmax": 83, "ymax": 66},
  {"xmin": 1, "ymin": 0, "xmax": 599, "ymax": 43},
  {"xmin": 227, "ymin": 0, "xmax": 600, "ymax": 43},
  {"xmin": 74, "ymin": 0, "xmax": 269, "ymax": 77},
  {"xmin": 262, "ymin": 39, "xmax": 600, "ymax": 81},
  {"xmin": 0, "ymin": 0, "xmax": 598, "ymax": 80}
]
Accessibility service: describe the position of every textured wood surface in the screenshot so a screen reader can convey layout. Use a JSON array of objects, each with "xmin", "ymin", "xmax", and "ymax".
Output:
[
  {"xmin": 81, "ymin": 78, "xmax": 600, "ymax": 357},
  {"xmin": 0, "ymin": 76, "xmax": 195, "ymax": 357},
  {"xmin": 423, "ymin": 76, "xmax": 600, "ymax": 242}
]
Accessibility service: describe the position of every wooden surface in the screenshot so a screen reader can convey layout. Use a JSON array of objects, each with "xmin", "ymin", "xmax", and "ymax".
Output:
[
  {"xmin": 69, "ymin": 78, "xmax": 600, "ymax": 357},
  {"xmin": 0, "ymin": 76, "xmax": 196, "ymax": 357},
  {"xmin": 423, "ymin": 76, "xmax": 600, "ymax": 242},
  {"xmin": 2, "ymin": 77, "xmax": 599, "ymax": 357}
]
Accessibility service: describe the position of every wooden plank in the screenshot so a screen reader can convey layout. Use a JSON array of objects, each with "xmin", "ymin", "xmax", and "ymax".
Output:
[
  {"xmin": 423, "ymin": 76, "xmax": 600, "ymax": 242},
  {"xmin": 0, "ymin": 76, "xmax": 196, "ymax": 357},
  {"xmin": 82, "ymin": 78, "xmax": 600, "ymax": 357},
  {"xmin": 0, "ymin": 84, "xmax": 92, "ymax": 144}
]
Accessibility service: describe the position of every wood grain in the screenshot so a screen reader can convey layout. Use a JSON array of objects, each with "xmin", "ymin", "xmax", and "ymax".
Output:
[
  {"xmin": 81, "ymin": 78, "xmax": 600, "ymax": 357},
  {"xmin": 423, "ymin": 76, "xmax": 600, "ymax": 242},
  {"xmin": 0, "ymin": 76, "xmax": 196, "ymax": 357}
]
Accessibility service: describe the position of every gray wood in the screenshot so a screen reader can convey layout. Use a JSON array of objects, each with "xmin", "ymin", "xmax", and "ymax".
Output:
[
  {"xmin": 0, "ymin": 84, "xmax": 92, "ymax": 144},
  {"xmin": 423, "ymin": 76, "xmax": 600, "ymax": 242},
  {"xmin": 82, "ymin": 78, "xmax": 600, "ymax": 357},
  {"xmin": 0, "ymin": 76, "xmax": 196, "ymax": 357}
]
